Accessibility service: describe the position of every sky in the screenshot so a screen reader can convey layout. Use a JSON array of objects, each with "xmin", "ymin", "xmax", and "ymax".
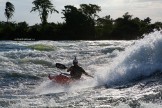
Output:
[{"xmin": 0, "ymin": 0, "xmax": 162, "ymax": 25}]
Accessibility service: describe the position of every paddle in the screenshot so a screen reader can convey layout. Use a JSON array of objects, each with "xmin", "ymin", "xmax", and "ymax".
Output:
[
  {"xmin": 56, "ymin": 63, "xmax": 67, "ymax": 69},
  {"xmin": 55, "ymin": 63, "xmax": 70, "ymax": 76}
]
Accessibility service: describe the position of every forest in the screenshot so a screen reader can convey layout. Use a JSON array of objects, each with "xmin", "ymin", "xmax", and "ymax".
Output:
[{"xmin": 0, "ymin": 0, "xmax": 162, "ymax": 40}]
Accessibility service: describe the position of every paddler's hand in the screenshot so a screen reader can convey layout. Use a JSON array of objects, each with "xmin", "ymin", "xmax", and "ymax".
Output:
[
  {"xmin": 83, "ymin": 71, "xmax": 94, "ymax": 78},
  {"xmin": 87, "ymin": 74, "xmax": 94, "ymax": 78}
]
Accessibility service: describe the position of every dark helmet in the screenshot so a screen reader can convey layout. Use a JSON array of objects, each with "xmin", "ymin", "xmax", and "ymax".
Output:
[{"xmin": 73, "ymin": 56, "xmax": 78, "ymax": 64}]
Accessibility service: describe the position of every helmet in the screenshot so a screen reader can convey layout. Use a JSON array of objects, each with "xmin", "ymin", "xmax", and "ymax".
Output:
[{"xmin": 73, "ymin": 56, "xmax": 78, "ymax": 64}]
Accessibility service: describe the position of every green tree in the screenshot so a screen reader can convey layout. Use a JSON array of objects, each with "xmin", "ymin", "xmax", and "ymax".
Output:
[
  {"xmin": 123, "ymin": 12, "xmax": 132, "ymax": 21},
  {"xmin": 31, "ymin": 0, "xmax": 58, "ymax": 25},
  {"xmin": 62, "ymin": 5, "xmax": 95, "ymax": 39},
  {"xmin": 4, "ymin": 2, "xmax": 15, "ymax": 22},
  {"xmin": 79, "ymin": 4, "xmax": 101, "ymax": 20},
  {"xmin": 15, "ymin": 22, "xmax": 29, "ymax": 38},
  {"xmin": 154, "ymin": 22, "xmax": 162, "ymax": 30},
  {"xmin": 139, "ymin": 17, "xmax": 153, "ymax": 35},
  {"xmin": 112, "ymin": 12, "xmax": 140, "ymax": 40},
  {"xmin": 79, "ymin": 4, "xmax": 101, "ymax": 39},
  {"xmin": 96, "ymin": 15, "xmax": 113, "ymax": 39}
]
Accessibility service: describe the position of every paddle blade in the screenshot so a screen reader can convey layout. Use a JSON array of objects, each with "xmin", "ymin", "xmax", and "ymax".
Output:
[{"xmin": 56, "ymin": 63, "xmax": 67, "ymax": 69}]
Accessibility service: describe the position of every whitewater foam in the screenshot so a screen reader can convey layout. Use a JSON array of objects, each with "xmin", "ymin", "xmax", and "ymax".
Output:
[
  {"xmin": 34, "ymin": 77, "xmax": 97, "ymax": 95},
  {"xmin": 97, "ymin": 31, "xmax": 162, "ymax": 86}
]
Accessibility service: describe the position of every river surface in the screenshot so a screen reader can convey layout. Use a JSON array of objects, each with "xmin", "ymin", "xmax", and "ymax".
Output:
[{"xmin": 1, "ymin": 31, "xmax": 162, "ymax": 108}]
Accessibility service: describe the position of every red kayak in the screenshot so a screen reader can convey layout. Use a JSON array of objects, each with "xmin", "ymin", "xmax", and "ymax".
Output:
[{"xmin": 48, "ymin": 74, "xmax": 72, "ymax": 84}]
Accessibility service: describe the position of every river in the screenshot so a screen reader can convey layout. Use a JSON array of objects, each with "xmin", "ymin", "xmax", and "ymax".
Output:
[{"xmin": 1, "ymin": 31, "xmax": 162, "ymax": 107}]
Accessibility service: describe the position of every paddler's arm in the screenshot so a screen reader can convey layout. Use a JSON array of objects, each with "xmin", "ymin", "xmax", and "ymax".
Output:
[
  {"xmin": 81, "ymin": 68, "xmax": 94, "ymax": 78},
  {"xmin": 67, "ymin": 67, "xmax": 72, "ymax": 72},
  {"xmin": 84, "ymin": 72, "xmax": 94, "ymax": 78}
]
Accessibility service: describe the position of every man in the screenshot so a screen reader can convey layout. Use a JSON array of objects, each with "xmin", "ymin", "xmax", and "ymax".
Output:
[{"xmin": 67, "ymin": 57, "xmax": 93, "ymax": 80}]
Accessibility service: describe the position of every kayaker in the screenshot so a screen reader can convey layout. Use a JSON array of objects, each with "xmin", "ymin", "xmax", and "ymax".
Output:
[{"xmin": 67, "ymin": 57, "xmax": 93, "ymax": 80}]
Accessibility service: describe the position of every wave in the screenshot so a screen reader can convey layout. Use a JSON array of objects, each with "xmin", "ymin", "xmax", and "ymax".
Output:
[
  {"xmin": 101, "ymin": 47, "xmax": 124, "ymax": 54},
  {"xmin": 98, "ymin": 31, "xmax": 162, "ymax": 86},
  {"xmin": 28, "ymin": 44, "xmax": 57, "ymax": 51},
  {"xmin": 19, "ymin": 58, "xmax": 54, "ymax": 68}
]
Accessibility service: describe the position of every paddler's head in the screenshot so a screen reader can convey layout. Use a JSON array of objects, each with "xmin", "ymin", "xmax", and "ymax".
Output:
[{"xmin": 73, "ymin": 56, "xmax": 78, "ymax": 65}]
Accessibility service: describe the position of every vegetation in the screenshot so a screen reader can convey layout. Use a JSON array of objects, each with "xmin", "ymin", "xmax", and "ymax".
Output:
[
  {"xmin": 4, "ymin": 2, "xmax": 15, "ymax": 22},
  {"xmin": 0, "ymin": 1, "xmax": 162, "ymax": 40},
  {"xmin": 31, "ymin": 0, "xmax": 58, "ymax": 25}
]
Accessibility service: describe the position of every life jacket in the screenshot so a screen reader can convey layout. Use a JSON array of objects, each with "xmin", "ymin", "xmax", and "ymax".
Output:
[{"xmin": 70, "ymin": 65, "xmax": 84, "ymax": 79}]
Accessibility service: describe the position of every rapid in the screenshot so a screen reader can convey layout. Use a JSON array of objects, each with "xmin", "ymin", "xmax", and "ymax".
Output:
[{"xmin": 0, "ymin": 31, "xmax": 162, "ymax": 107}]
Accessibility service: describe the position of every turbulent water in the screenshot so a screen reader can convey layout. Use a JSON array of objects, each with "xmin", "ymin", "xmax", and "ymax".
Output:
[{"xmin": 1, "ymin": 31, "xmax": 162, "ymax": 108}]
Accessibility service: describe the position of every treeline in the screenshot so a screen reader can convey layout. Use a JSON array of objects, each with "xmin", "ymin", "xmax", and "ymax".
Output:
[{"xmin": 1, "ymin": 2, "xmax": 162, "ymax": 40}]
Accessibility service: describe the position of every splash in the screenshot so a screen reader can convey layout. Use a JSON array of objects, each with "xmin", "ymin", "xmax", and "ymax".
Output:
[
  {"xmin": 33, "ymin": 77, "xmax": 97, "ymax": 95},
  {"xmin": 99, "ymin": 31, "xmax": 162, "ymax": 86}
]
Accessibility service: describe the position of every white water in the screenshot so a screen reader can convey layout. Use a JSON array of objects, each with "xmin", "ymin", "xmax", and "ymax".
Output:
[
  {"xmin": 95, "ymin": 31, "xmax": 162, "ymax": 86},
  {"xmin": 1, "ymin": 31, "xmax": 162, "ymax": 107}
]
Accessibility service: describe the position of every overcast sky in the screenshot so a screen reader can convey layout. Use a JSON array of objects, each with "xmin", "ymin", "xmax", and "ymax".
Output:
[{"xmin": 0, "ymin": 0, "xmax": 162, "ymax": 25}]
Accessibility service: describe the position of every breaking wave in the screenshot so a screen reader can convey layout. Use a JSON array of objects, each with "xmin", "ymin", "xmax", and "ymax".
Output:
[{"xmin": 99, "ymin": 31, "xmax": 162, "ymax": 86}]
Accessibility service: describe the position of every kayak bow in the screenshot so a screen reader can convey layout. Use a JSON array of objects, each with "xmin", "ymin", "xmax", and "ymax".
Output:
[{"xmin": 48, "ymin": 74, "xmax": 71, "ymax": 84}]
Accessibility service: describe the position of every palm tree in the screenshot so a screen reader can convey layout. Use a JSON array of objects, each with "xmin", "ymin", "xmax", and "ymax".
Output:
[
  {"xmin": 31, "ymin": 0, "xmax": 58, "ymax": 25},
  {"xmin": 4, "ymin": 2, "xmax": 15, "ymax": 22}
]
